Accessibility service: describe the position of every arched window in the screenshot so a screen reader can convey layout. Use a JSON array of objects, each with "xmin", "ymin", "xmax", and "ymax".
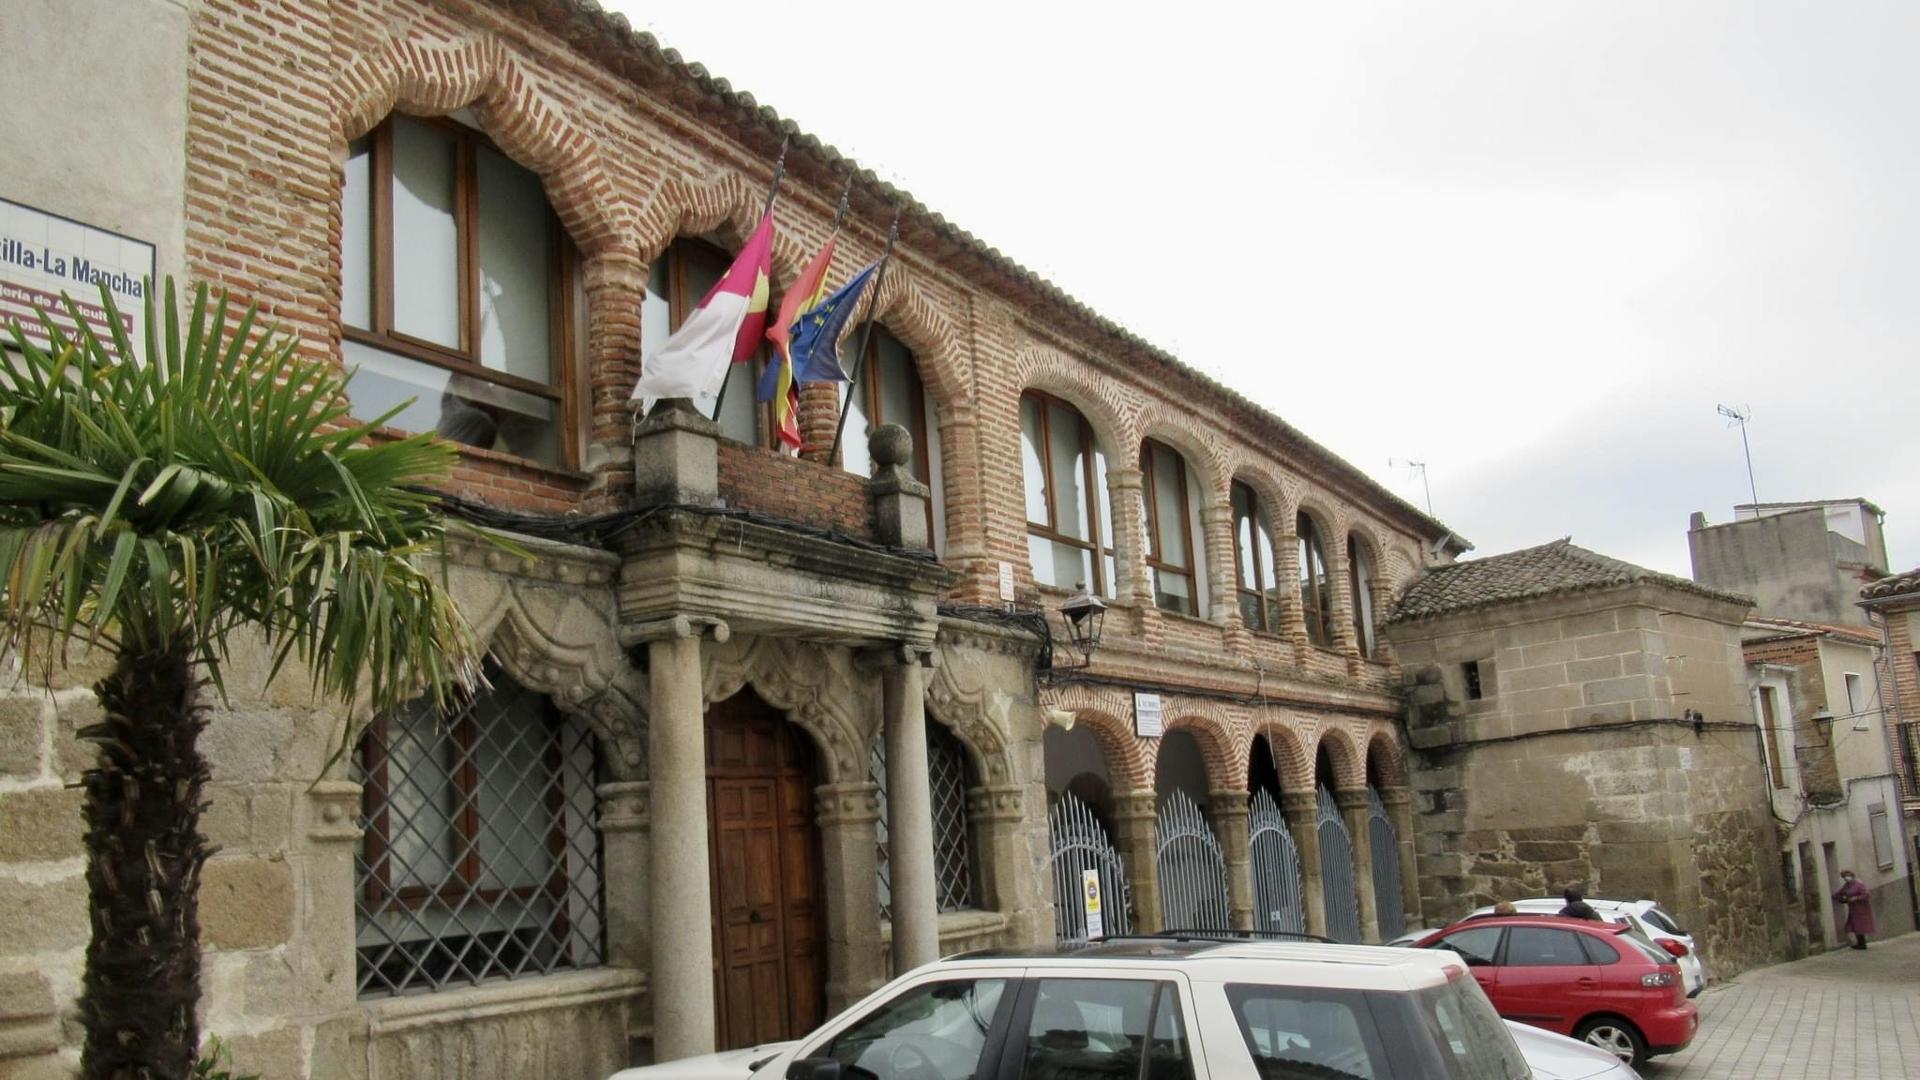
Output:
[
  {"xmin": 1141, "ymin": 440, "xmax": 1202, "ymax": 616},
  {"xmin": 640, "ymin": 237, "xmax": 767, "ymax": 446},
  {"xmin": 1232, "ymin": 481, "xmax": 1282, "ymax": 633},
  {"xmin": 1348, "ymin": 536, "xmax": 1376, "ymax": 658},
  {"xmin": 342, "ymin": 115, "xmax": 581, "ymax": 468},
  {"xmin": 354, "ymin": 666, "xmax": 604, "ymax": 996},
  {"xmin": 840, "ymin": 326, "xmax": 943, "ymax": 550},
  {"xmin": 1298, "ymin": 513, "xmax": 1333, "ymax": 647},
  {"xmin": 873, "ymin": 720, "xmax": 979, "ymax": 917},
  {"xmin": 1020, "ymin": 391, "xmax": 1115, "ymax": 596}
]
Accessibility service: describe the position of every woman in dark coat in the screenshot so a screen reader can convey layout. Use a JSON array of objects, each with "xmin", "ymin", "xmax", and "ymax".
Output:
[{"xmin": 1834, "ymin": 869, "xmax": 1875, "ymax": 949}]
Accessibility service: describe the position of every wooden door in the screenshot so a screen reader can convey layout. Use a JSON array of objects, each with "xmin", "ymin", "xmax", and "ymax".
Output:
[{"xmin": 707, "ymin": 689, "xmax": 825, "ymax": 1049}]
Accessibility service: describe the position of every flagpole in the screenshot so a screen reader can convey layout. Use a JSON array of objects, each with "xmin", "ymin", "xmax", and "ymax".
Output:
[
  {"xmin": 827, "ymin": 207, "xmax": 901, "ymax": 467},
  {"xmin": 710, "ymin": 133, "xmax": 790, "ymax": 424}
]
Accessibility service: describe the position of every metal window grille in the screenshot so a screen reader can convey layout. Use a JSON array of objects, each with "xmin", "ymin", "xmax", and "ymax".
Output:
[
  {"xmin": 1367, "ymin": 787, "xmax": 1406, "ymax": 940},
  {"xmin": 1155, "ymin": 790, "xmax": 1231, "ymax": 930},
  {"xmin": 353, "ymin": 670, "xmax": 605, "ymax": 996},
  {"xmin": 874, "ymin": 720, "xmax": 979, "ymax": 921},
  {"xmin": 1048, "ymin": 791, "xmax": 1132, "ymax": 944},
  {"xmin": 1316, "ymin": 785, "xmax": 1362, "ymax": 944},
  {"xmin": 1248, "ymin": 789, "xmax": 1305, "ymax": 934}
]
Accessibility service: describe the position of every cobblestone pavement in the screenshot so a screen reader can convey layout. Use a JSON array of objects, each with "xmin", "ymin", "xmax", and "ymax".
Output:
[{"xmin": 1641, "ymin": 931, "xmax": 1920, "ymax": 1078}]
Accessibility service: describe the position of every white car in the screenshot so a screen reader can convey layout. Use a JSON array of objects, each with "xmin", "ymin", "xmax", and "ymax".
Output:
[
  {"xmin": 1468, "ymin": 899, "xmax": 1706, "ymax": 997},
  {"xmin": 610, "ymin": 936, "xmax": 1638, "ymax": 1080}
]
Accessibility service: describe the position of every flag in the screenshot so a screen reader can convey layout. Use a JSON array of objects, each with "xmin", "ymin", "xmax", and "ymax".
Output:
[
  {"xmin": 759, "ymin": 237, "xmax": 837, "ymax": 449},
  {"xmin": 631, "ymin": 212, "xmax": 773, "ymax": 401},
  {"xmin": 789, "ymin": 260, "xmax": 879, "ymax": 384}
]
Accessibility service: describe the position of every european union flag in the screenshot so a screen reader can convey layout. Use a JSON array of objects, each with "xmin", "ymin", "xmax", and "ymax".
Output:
[{"xmin": 788, "ymin": 261, "xmax": 879, "ymax": 383}]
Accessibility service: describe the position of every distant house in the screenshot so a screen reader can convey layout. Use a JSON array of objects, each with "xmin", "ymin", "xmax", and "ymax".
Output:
[
  {"xmin": 1386, "ymin": 538, "xmax": 1790, "ymax": 978},
  {"xmin": 1859, "ymin": 567, "xmax": 1920, "ymax": 887}
]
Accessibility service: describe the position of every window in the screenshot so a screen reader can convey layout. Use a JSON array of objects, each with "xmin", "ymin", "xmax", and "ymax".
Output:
[
  {"xmin": 1577, "ymin": 934, "xmax": 1621, "ymax": 965},
  {"xmin": 1232, "ymin": 482, "xmax": 1283, "ymax": 634},
  {"xmin": 1021, "ymin": 392, "xmax": 1115, "ymax": 596},
  {"xmin": 840, "ymin": 325, "xmax": 941, "ymax": 547},
  {"xmin": 342, "ymin": 116, "xmax": 579, "ymax": 468},
  {"xmin": 1846, "ymin": 672, "xmax": 1869, "ymax": 731},
  {"xmin": 641, "ymin": 237, "xmax": 766, "ymax": 445},
  {"xmin": 1504, "ymin": 927, "xmax": 1587, "ymax": 966},
  {"xmin": 354, "ymin": 667, "xmax": 604, "ymax": 996},
  {"xmin": 1429, "ymin": 926, "xmax": 1503, "ymax": 965},
  {"xmin": 1226, "ymin": 984, "xmax": 1382, "ymax": 1080},
  {"xmin": 1871, "ymin": 804, "xmax": 1895, "ymax": 868},
  {"xmin": 1463, "ymin": 661, "xmax": 1485, "ymax": 701},
  {"xmin": 825, "ymin": 978, "xmax": 1009, "ymax": 1080},
  {"xmin": 1408, "ymin": 979, "xmax": 1532, "ymax": 1080},
  {"xmin": 1757, "ymin": 684, "xmax": 1788, "ymax": 789},
  {"xmin": 1141, "ymin": 440, "xmax": 1200, "ymax": 616},
  {"xmin": 1297, "ymin": 513, "xmax": 1333, "ymax": 646},
  {"xmin": 874, "ymin": 719, "xmax": 979, "ymax": 918},
  {"xmin": 1021, "ymin": 978, "xmax": 1191, "ymax": 1080},
  {"xmin": 1349, "ymin": 537, "xmax": 1376, "ymax": 658}
]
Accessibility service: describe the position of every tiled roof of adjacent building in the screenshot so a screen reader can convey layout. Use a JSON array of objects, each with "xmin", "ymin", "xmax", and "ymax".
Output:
[
  {"xmin": 1861, "ymin": 567, "xmax": 1920, "ymax": 601},
  {"xmin": 1388, "ymin": 539, "xmax": 1751, "ymax": 624},
  {"xmin": 531, "ymin": 0, "xmax": 1463, "ymax": 549},
  {"xmin": 1743, "ymin": 616, "xmax": 1883, "ymax": 647}
]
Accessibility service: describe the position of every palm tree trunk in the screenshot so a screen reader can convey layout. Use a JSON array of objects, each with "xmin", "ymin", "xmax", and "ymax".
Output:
[{"xmin": 77, "ymin": 641, "xmax": 210, "ymax": 1080}]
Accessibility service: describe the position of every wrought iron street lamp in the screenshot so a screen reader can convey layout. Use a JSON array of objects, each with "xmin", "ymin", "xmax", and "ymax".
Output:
[{"xmin": 1057, "ymin": 581, "xmax": 1106, "ymax": 669}]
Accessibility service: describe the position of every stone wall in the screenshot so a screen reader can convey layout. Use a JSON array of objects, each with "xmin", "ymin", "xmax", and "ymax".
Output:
[{"xmin": 1391, "ymin": 583, "xmax": 1791, "ymax": 978}]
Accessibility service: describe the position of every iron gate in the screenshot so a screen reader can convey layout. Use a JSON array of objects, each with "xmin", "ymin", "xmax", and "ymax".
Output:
[
  {"xmin": 1247, "ymin": 789, "xmax": 1305, "ymax": 934},
  {"xmin": 1317, "ymin": 785, "xmax": 1362, "ymax": 943},
  {"xmin": 1048, "ymin": 792, "xmax": 1132, "ymax": 944},
  {"xmin": 1155, "ymin": 790, "xmax": 1231, "ymax": 930},
  {"xmin": 1368, "ymin": 787, "xmax": 1406, "ymax": 940}
]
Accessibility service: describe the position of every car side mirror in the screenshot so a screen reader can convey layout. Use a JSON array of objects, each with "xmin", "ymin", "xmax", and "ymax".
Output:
[{"xmin": 787, "ymin": 1058, "xmax": 877, "ymax": 1080}]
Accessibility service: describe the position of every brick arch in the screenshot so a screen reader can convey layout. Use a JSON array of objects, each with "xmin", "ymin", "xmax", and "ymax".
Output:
[
  {"xmin": 330, "ymin": 32, "xmax": 625, "ymax": 256},
  {"xmin": 1159, "ymin": 713, "xmax": 1239, "ymax": 794},
  {"xmin": 1013, "ymin": 345, "xmax": 1137, "ymax": 459},
  {"xmin": 1136, "ymin": 408, "xmax": 1230, "ymax": 501},
  {"xmin": 1312, "ymin": 724, "xmax": 1365, "ymax": 789},
  {"xmin": 867, "ymin": 274, "xmax": 970, "ymax": 436},
  {"xmin": 634, "ymin": 167, "xmax": 764, "ymax": 265},
  {"xmin": 1226, "ymin": 461, "xmax": 1291, "ymax": 527},
  {"xmin": 1046, "ymin": 684, "xmax": 1153, "ymax": 789},
  {"xmin": 1291, "ymin": 493, "xmax": 1346, "ymax": 551},
  {"xmin": 1365, "ymin": 725, "xmax": 1409, "ymax": 789},
  {"xmin": 1250, "ymin": 719, "xmax": 1314, "ymax": 792}
]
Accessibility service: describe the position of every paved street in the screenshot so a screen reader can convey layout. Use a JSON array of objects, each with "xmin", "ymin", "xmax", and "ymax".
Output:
[{"xmin": 1643, "ymin": 932, "xmax": 1920, "ymax": 1078}]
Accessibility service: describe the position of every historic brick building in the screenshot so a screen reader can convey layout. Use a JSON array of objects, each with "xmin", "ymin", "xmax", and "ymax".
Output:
[{"xmin": 0, "ymin": 1, "xmax": 1464, "ymax": 1076}]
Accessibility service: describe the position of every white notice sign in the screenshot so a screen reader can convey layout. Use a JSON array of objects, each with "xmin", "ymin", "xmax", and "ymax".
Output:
[
  {"xmin": 1082, "ymin": 868, "xmax": 1104, "ymax": 939},
  {"xmin": 1134, "ymin": 692, "xmax": 1165, "ymax": 738},
  {"xmin": 0, "ymin": 197, "xmax": 155, "ymax": 364},
  {"xmin": 999, "ymin": 560, "xmax": 1016, "ymax": 602}
]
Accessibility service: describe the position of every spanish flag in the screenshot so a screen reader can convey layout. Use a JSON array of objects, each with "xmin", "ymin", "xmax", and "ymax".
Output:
[
  {"xmin": 632, "ymin": 212, "xmax": 773, "ymax": 402},
  {"xmin": 759, "ymin": 237, "xmax": 836, "ymax": 449}
]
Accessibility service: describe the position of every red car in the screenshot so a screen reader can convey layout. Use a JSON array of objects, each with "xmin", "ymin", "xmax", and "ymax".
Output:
[{"xmin": 1415, "ymin": 914, "xmax": 1697, "ymax": 1068}]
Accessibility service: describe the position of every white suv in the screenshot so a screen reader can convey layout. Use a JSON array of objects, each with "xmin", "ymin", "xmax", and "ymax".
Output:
[{"xmin": 609, "ymin": 936, "xmax": 1637, "ymax": 1080}]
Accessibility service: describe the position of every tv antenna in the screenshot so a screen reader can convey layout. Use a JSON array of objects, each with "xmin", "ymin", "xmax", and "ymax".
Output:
[
  {"xmin": 1389, "ymin": 458, "xmax": 1433, "ymax": 516},
  {"xmin": 1716, "ymin": 404, "xmax": 1758, "ymax": 506}
]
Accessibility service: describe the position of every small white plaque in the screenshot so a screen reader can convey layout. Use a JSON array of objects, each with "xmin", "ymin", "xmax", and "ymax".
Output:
[
  {"xmin": 1134, "ymin": 692, "xmax": 1165, "ymax": 738},
  {"xmin": 1082, "ymin": 868, "xmax": 1104, "ymax": 938},
  {"xmin": 998, "ymin": 561, "xmax": 1016, "ymax": 602}
]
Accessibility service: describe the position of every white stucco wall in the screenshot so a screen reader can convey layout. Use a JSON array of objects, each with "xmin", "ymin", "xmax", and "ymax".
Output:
[{"xmin": 0, "ymin": 0, "xmax": 189, "ymax": 286}]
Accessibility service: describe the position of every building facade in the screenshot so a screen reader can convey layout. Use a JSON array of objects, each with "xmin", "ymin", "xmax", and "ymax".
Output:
[
  {"xmin": 1859, "ymin": 568, "xmax": 1920, "ymax": 876},
  {"xmin": 1386, "ymin": 540, "xmax": 1792, "ymax": 979},
  {"xmin": 0, "ymin": 2, "xmax": 1462, "ymax": 1076},
  {"xmin": 1689, "ymin": 499, "xmax": 1890, "ymax": 628}
]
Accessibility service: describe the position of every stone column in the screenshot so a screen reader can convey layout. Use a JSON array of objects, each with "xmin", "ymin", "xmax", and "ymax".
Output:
[
  {"xmin": 597, "ymin": 781, "xmax": 650, "ymax": 970},
  {"xmin": 646, "ymin": 623, "xmax": 712, "ymax": 1062},
  {"xmin": 968, "ymin": 784, "xmax": 1041, "ymax": 943},
  {"xmin": 1325, "ymin": 541, "xmax": 1363, "ymax": 675},
  {"xmin": 1336, "ymin": 787, "xmax": 1380, "ymax": 943},
  {"xmin": 1276, "ymin": 526, "xmax": 1310, "ymax": 665},
  {"xmin": 1381, "ymin": 787, "xmax": 1422, "ymax": 928},
  {"xmin": 1105, "ymin": 466, "xmax": 1149, "ymax": 609},
  {"xmin": 1281, "ymin": 791, "xmax": 1326, "ymax": 937},
  {"xmin": 632, "ymin": 399, "xmax": 722, "ymax": 508},
  {"xmin": 1206, "ymin": 790, "xmax": 1255, "ymax": 930},
  {"xmin": 882, "ymin": 650, "xmax": 939, "ymax": 971},
  {"xmin": 815, "ymin": 781, "xmax": 884, "ymax": 1011},
  {"xmin": 1111, "ymin": 790, "xmax": 1162, "ymax": 933}
]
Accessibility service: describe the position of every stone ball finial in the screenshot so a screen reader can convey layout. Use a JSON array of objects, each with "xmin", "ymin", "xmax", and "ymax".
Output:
[{"xmin": 870, "ymin": 422, "xmax": 914, "ymax": 468}]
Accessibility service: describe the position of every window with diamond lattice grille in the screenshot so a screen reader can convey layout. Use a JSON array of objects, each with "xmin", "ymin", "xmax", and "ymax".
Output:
[
  {"xmin": 353, "ymin": 667, "xmax": 605, "ymax": 997},
  {"xmin": 874, "ymin": 719, "xmax": 980, "ymax": 921}
]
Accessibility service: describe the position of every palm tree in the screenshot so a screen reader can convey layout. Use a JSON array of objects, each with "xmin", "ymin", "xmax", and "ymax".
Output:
[{"xmin": 0, "ymin": 281, "xmax": 481, "ymax": 1079}]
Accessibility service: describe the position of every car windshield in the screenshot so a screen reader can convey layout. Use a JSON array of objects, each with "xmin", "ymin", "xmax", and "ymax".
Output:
[
  {"xmin": 1407, "ymin": 977, "xmax": 1531, "ymax": 1080},
  {"xmin": 1644, "ymin": 907, "xmax": 1683, "ymax": 935}
]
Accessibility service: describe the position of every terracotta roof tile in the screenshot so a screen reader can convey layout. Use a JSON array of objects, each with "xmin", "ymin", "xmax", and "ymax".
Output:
[
  {"xmin": 1388, "ymin": 539, "xmax": 1750, "ymax": 624},
  {"xmin": 1862, "ymin": 567, "xmax": 1920, "ymax": 601}
]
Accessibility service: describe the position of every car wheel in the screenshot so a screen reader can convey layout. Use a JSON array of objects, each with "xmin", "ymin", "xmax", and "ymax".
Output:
[{"xmin": 1575, "ymin": 1017, "xmax": 1648, "ymax": 1068}]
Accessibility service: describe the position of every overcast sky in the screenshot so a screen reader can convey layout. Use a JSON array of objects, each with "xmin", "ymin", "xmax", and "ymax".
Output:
[{"xmin": 610, "ymin": 0, "xmax": 1918, "ymax": 576}]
